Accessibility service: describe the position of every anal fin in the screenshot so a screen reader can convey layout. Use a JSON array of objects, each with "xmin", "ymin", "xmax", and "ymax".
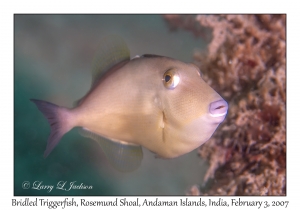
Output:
[{"xmin": 78, "ymin": 128, "xmax": 143, "ymax": 172}]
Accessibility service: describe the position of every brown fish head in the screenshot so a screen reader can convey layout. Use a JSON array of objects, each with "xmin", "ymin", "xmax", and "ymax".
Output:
[{"xmin": 157, "ymin": 58, "xmax": 228, "ymax": 156}]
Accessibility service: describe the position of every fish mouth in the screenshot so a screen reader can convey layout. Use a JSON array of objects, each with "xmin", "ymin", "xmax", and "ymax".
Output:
[{"xmin": 209, "ymin": 99, "xmax": 228, "ymax": 118}]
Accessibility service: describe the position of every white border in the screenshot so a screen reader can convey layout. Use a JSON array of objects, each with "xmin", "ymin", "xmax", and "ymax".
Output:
[{"xmin": 2, "ymin": 0, "xmax": 297, "ymax": 209}]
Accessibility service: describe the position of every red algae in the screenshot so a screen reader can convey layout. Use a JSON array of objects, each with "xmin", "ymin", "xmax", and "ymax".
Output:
[{"xmin": 164, "ymin": 14, "xmax": 286, "ymax": 195}]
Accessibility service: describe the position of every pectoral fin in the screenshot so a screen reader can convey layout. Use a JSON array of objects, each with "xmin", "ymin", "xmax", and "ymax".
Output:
[{"xmin": 78, "ymin": 128, "xmax": 143, "ymax": 172}]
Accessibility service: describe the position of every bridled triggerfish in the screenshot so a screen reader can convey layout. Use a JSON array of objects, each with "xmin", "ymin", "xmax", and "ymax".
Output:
[{"xmin": 31, "ymin": 35, "xmax": 228, "ymax": 172}]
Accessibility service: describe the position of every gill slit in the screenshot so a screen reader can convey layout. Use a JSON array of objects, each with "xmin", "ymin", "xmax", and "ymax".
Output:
[{"xmin": 162, "ymin": 110, "xmax": 166, "ymax": 143}]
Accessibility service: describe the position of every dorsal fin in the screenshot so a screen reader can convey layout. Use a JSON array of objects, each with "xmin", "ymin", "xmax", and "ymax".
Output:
[
  {"xmin": 91, "ymin": 35, "xmax": 130, "ymax": 88},
  {"xmin": 74, "ymin": 35, "xmax": 130, "ymax": 107},
  {"xmin": 141, "ymin": 54, "xmax": 164, "ymax": 58}
]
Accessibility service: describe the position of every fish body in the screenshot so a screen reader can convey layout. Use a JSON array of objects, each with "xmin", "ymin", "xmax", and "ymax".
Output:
[{"xmin": 31, "ymin": 36, "xmax": 228, "ymax": 172}]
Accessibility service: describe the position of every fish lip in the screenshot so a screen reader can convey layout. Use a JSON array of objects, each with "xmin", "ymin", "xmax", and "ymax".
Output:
[
  {"xmin": 209, "ymin": 99, "xmax": 228, "ymax": 118},
  {"xmin": 209, "ymin": 112, "xmax": 227, "ymax": 118}
]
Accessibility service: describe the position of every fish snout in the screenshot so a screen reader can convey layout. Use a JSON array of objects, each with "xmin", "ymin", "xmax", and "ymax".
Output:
[{"xmin": 209, "ymin": 99, "xmax": 228, "ymax": 118}]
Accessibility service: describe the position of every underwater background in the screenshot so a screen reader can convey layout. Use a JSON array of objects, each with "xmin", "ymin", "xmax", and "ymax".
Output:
[
  {"xmin": 14, "ymin": 14, "xmax": 286, "ymax": 196},
  {"xmin": 14, "ymin": 14, "xmax": 208, "ymax": 196}
]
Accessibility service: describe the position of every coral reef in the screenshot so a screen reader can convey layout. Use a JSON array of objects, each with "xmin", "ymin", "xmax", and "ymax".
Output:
[{"xmin": 164, "ymin": 15, "xmax": 286, "ymax": 195}]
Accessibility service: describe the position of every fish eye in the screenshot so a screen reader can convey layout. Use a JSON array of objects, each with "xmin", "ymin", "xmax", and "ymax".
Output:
[
  {"xmin": 163, "ymin": 69, "xmax": 180, "ymax": 89},
  {"xmin": 165, "ymin": 74, "xmax": 171, "ymax": 82}
]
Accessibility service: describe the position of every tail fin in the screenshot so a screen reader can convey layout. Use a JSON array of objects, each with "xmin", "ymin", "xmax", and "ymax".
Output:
[{"xmin": 30, "ymin": 99, "xmax": 74, "ymax": 158}]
